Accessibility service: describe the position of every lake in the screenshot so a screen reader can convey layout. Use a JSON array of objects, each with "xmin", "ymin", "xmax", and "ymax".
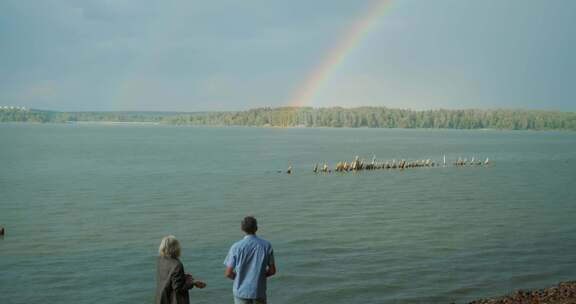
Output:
[{"xmin": 1, "ymin": 124, "xmax": 575, "ymax": 303}]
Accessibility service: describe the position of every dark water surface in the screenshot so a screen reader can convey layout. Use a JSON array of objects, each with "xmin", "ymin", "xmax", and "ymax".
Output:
[{"xmin": 1, "ymin": 124, "xmax": 575, "ymax": 304}]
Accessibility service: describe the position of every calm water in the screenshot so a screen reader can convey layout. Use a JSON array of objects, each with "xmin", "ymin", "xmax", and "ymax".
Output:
[{"xmin": 1, "ymin": 124, "xmax": 575, "ymax": 304}]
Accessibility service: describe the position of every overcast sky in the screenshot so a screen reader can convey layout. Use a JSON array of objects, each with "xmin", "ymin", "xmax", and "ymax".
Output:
[{"xmin": 1, "ymin": 0, "xmax": 575, "ymax": 112}]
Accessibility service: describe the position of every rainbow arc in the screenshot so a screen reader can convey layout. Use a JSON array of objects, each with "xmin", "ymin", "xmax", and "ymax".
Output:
[{"xmin": 287, "ymin": 0, "xmax": 392, "ymax": 108}]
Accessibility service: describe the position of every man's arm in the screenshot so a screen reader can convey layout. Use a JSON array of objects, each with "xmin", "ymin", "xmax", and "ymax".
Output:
[
  {"xmin": 224, "ymin": 266, "xmax": 236, "ymax": 280},
  {"xmin": 266, "ymin": 264, "xmax": 276, "ymax": 278},
  {"xmin": 223, "ymin": 245, "xmax": 237, "ymax": 280},
  {"xmin": 266, "ymin": 247, "xmax": 276, "ymax": 278}
]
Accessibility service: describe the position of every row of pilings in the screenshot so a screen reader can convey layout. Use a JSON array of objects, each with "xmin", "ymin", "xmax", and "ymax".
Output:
[{"xmin": 306, "ymin": 156, "xmax": 490, "ymax": 173}]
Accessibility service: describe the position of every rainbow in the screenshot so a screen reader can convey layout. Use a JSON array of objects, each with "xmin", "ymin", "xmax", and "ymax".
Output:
[{"xmin": 287, "ymin": 0, "xmax": 392, "ymax": 108}]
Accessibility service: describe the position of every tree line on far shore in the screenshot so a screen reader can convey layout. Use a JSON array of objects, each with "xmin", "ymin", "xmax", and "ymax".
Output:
[{"xmin": 1, "ymin": 107, "xmax": 575, "ymax": 131}]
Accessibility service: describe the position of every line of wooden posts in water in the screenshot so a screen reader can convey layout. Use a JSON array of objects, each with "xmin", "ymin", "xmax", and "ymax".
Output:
[{"xmin": 282, "ymin": 156, "xmax": 490, "ymax": 174}]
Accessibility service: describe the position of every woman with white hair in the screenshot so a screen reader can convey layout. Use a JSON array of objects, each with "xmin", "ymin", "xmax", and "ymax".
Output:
[{"xmin": 155, "ymin": 235, "xmax": 206, "ymax": 304}]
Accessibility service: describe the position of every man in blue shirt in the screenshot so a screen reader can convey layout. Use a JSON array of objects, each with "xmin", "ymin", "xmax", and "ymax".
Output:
[{"xmin": 224, "ymin": 216, "xmax": 276, "ymax": 304}]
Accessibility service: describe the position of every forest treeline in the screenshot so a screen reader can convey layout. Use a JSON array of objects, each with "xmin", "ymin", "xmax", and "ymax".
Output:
[{"xmin": 1, "ymin": 107, "xmax": 576, "ymax": 131}]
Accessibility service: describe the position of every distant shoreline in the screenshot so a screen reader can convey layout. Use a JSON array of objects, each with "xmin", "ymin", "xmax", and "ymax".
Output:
[
  {"xmin": 72, "ymin": 121, "xmax": 161, "ymax": 125},
  {"xmin": 1, "ymin": 106, "xmax": 575, "ymax": 131},
  {"xmin": 2, "ymin": 121, "xmax": 575, "ymax": 134}
]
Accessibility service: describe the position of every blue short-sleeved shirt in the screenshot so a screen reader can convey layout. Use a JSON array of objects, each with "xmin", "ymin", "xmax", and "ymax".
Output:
[{"xmin": 224, "ymin": 235, "xmax": 275, "ymax": 299}]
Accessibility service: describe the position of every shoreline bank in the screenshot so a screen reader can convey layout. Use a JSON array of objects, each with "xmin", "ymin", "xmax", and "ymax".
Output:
[
  {"xmin": 2, "ymin": 121, "xmax": 574, "ymax": 133},
  {"xmin": 463, "ymin": 281, "xmax": 576, "ymax": 304}
]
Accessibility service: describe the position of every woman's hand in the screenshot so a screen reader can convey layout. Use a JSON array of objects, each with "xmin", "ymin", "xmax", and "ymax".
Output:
[{"xmin": 185, "ymin": 274, "xmax": 194, "ymax": 285}]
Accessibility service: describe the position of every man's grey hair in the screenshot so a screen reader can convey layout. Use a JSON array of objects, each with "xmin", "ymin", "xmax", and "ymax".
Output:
[{"xmin": 158, "ymin": 235, "xmax": 181, "ymax": 258}]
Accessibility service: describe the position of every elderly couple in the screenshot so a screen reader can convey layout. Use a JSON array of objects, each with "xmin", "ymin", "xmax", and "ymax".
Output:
[{"xmin": 155, "ymin": 216, "xmax": 276, "ymax": 304}]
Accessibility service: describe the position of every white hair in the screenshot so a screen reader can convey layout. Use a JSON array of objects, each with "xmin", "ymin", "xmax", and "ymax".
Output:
[{"xmin": 158, "ymin": 235, "xmax": 181, "ymax": 258}]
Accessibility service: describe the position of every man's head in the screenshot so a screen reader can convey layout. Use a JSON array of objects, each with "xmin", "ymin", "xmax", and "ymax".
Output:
[{"xmin": 241, "ymin": 216, "xmax": 258, "ymax": 234}]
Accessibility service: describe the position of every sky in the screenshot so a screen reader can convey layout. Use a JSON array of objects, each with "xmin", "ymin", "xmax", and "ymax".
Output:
[{"xmin": 1, "ymin": 0, "xmax": 575, "ymax": 112}]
